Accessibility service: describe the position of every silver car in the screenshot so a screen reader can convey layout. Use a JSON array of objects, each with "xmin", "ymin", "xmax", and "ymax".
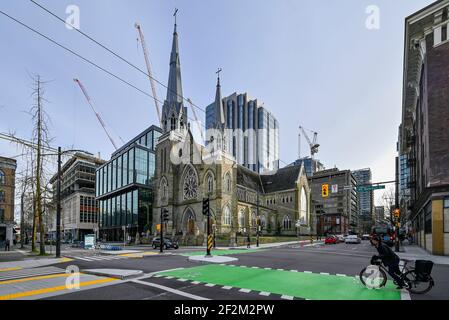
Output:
[{"xmin": 344, "ymin": 235, "xmax": 361, "ymax": 244}]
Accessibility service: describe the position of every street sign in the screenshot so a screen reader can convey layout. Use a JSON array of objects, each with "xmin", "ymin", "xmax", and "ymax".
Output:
[
  {"xmin": 331, "ymin": 184, "xmax": 338, "ymax": 193},
  {"xmin": 356, "ymin": 185, "xmax": 386, "ymax": 192},
  {"xmin": 322, "ymin": 184, "xmax": 329, "ymax": 198}
]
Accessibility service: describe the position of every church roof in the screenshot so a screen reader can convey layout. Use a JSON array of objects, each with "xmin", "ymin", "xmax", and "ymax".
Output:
[
  {"xmin": 237, "ymin": 164, "xmax": 303, "ymax": 194},
  {"xmin": 260, "ymin": 165, "xmax": 302, "ymax": 193}
]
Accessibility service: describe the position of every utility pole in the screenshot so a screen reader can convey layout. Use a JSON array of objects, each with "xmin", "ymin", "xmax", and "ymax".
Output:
[{"xmin": 56, "ymin": 147, "xmax": 62, "ymax": 258}]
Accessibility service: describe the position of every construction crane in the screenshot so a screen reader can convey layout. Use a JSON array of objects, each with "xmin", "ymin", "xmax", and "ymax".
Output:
[
  {"xmin": 73, "ymin": 78, "xmax": 119, "ymax": 150},
  {"xmin": 135, "ymin": 22, "xmax": 162, "ymax": 127},
  {"xmin": 299, "ymin": 126, "xmax": 320, "ymax": 159},
  {"xmin": 187, "ymin": 98, "xmax": 204, "ymax": 143}
]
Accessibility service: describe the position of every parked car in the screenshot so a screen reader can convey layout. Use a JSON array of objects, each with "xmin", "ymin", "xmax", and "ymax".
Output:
[
  {"xmin": 335, "ymin": 235, "xmax": 345, "ymax": 242},
  {"xmin": 361, "ymin": 234, "xmax": 371, "ymax": 240},
  {"xmin": 345, "ymin": 235, "xmax": 361, "ymax": 244},
  {"xmin": 325, "ymin": 235, "xmax": 338, "ymax": 245},
  {"xmin": 152, "ymin": 237, "xmax": 179, "ymax": 250}
]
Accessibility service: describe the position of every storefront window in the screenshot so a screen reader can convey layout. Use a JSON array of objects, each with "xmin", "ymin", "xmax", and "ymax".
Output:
[{"xmin": 424, "ymin": 202, "xmax": 432, "ymax": 234}]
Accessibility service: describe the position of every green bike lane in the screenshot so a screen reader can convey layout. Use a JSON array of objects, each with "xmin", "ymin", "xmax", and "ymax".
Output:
[{"xmin": 156, "ymin": 264, "xmax": 402, "ymax": 300}]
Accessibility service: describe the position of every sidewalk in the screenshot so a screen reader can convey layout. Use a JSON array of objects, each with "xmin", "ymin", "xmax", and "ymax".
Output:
[
  {"xmin": 0, "ymin": 257, "xmax": 72, "ymax": 271},
  {"xmin": 398, "ymin": 244, "xmax": 449, "ymax": 266}
]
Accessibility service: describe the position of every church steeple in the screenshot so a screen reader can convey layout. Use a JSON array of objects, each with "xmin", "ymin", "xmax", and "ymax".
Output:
[
  {"xmin": 162, "ymin": 8, "xmax": 186, "ymax": 133},
  {"xmin": 214, "ymin": 68, "xmax": 225, "ymax": 127}
]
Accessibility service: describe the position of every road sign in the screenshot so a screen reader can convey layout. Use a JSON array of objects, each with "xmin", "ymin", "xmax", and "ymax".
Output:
[
  {"xmin": 322, "ymin": 184, "xmax": 329, "ymax": 198},
  {"xmin": 356, "ymin": 185, "xmax": 386, "ymax": 192},
  {"xmin": 331, "ymin": 184, "xmax": 338, "ymax": 193}
]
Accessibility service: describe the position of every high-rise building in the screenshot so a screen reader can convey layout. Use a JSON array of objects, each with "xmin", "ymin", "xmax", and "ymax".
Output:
[
  {"xmin": 352, "ymin": 168, "xmax": 374, "ymax": 233},
  {"xmin": 49, "ymin": 153, "xmax": 105, "ymax": 241},
  {"xmin": 374, "ymin": 206, "xmax": 386, "ymax": 225},
  {"xmin": 398, "ymin": 0, "xmax": 449, "ymax": 255},
  {"xmin": 308, "ymin": 168, "xmax": 358, "ymax": 235},
  {"xmin": 206, "ymin": 92, "xmax": 279, "ymax": 173},
  {"xmin": 96, "ymin": 126, "xmax": 162, "ymax": 241},
  {"xmin": 289, "ymin": 157, "xmax": 325, "ymax": 177},
  {"xmin": 0, "ymin": 156, "xmax": 17, "ymax": 248}
]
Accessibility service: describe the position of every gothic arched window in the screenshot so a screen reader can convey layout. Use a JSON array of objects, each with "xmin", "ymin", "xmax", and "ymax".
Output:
[
  {"xmin": 160, "ymin": 177, "xmax": 168, "ymax": 202},
  {"xmin": 183, "ymin": 167, "xmax": 198, "ymax": 200},
  {"xmin": 0, "ymin": 170, "xmax": 5, "ymax": 185},
  {"xmin": 223, "ymin": 206, "xmax": 231, "ymax": 226},
  {"xmin": 206, "ymin": 173, "xmax": 214, "ymax": 194},
  {"xmin": 238, "ymin": 209, "xmax": 245, "ymax": 229},
  {"xmin": 283, "ymin": 215, "xmax": 292, "ymax": 230},
  {"xmin": 224, "ymin": 172, "xmax": 231, "ymax": 193},
  {"xmin": 300, "ymin": 187, "xmax": 308, "ymax": 225}
]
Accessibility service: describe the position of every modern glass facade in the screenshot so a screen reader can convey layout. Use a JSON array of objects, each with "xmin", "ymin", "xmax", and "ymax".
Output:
[
  {"xmin": 96, "ymin": 125, "xmax": 161, "ymax": 241},
  {"xmin": 206, "ymin": 93, "xmax": 279, "ymax": 173}
]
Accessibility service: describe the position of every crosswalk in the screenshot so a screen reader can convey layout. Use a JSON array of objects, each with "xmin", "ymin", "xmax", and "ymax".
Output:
[
  {"xmin": 64, "ymin": 254, "xmax": 130, "ymax": 262},
  {"xmin": 0, "ymin": 266, "xmax": 65, "ymax": 282}
]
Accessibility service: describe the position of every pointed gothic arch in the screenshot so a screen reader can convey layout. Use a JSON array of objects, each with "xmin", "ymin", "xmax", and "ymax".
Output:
[{"xmin": 181, "ymin": 164, "xmax": 199, "ymax": 201}]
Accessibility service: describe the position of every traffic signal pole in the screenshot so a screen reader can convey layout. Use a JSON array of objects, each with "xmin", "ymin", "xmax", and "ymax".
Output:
[
  {"xmin": 160, "ymin": 208, "xmax": 164, "ymax": 253},
  {"xmin": 203, "ymin": 198, "xmax": 212, "ymax": 257}
]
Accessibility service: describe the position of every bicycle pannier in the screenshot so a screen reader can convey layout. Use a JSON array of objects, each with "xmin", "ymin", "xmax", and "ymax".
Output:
[{"xmin": 415, "ymin": 260, "xmax": 433, "ymax": 281}]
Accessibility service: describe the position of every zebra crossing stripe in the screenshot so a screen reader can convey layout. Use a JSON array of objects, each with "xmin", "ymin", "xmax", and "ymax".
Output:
[
  {"xmin": 239, "ymin": 288, "xmax": 251, "ymax": 293},
  {"xmin": 73, "ymin": 257, "xmax": 94, "ymax": 261},
  {"xmin": 281, "ymin": 295, "xmax": 294, "ymax": 300},
  {"xmin": 259, "ymin": 291, "xmax": 270, "ymax": 296},
  {"xmin": 222, "ymin": 286, "xmax": 233, "ymax": 290}
]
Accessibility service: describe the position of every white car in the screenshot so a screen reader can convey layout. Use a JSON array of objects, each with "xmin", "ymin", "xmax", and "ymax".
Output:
[
  {"xmin": 345, "ymin": 235, "xmax": 361, "ymax": 244},
  {"xmin": 336, "ymin": 235, "xmax": 345, "ymax": 242}
]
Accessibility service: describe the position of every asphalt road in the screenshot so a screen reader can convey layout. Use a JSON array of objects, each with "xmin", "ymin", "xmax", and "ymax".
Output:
[{"xmin": 39, "ymin": 240, "xmax": 449, "ymax": 300}]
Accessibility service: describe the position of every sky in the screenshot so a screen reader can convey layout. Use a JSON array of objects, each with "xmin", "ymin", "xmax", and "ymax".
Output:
[{"xmin": 0, "ymin": 0, "xmax": 435, "ymax": 209}]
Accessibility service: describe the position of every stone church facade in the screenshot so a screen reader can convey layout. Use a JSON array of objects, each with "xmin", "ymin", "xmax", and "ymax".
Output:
[{"xmin": 152, "ymin": 18, "xmax": 312, "ymax": 245}]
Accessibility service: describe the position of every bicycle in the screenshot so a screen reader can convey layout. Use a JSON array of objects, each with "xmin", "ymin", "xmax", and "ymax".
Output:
[{"xmin": 359, "ymin": 257, "xmax": 434, "ymax": 294}]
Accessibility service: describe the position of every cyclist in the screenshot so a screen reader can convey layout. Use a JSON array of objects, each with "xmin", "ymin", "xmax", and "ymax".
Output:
[{"xmin": 370, "ymin": 235, "xmax": 408, "ymax": 289}]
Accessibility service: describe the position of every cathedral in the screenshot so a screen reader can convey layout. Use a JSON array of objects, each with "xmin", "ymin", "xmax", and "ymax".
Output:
[{"xmin": 152, "ymin": 18, "xmax": 312, "ymax": 246}]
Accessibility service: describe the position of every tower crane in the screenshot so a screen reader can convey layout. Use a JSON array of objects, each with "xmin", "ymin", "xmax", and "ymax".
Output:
[
  {"xmin": 73, "ymin": 78, "xmax": 119, "ymax": 150},
  {"xmin": 135, "ymin": 22, "xmax": 162, "ymax": 127},
  {"xmin": 299, "ymin": 126, "xmax": 320, "ymax": 159}
]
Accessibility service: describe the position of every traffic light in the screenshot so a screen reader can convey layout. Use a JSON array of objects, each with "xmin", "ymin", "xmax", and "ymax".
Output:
[
  {"xmin": 162, "ymin": 208, "xmax": 170, "ymax": 222},
  {"xmin": 202, "ymin": 198, "xmax": 210, "ymax": 216},
  {"xmin": 322, "ymin": 184, "xmax": 329, "ymax": 198},
  {"xmin": 394, "ymin": 208, "xmax": 400, "ymax": 218}
]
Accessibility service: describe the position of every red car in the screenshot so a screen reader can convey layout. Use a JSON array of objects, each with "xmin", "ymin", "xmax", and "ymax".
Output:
[{"xmin": 325, "ymin": 235, "xmax": 338, "ymax": 244}]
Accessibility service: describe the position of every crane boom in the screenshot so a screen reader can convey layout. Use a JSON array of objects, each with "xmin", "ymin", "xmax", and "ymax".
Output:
[
  {"xmin": 135, "ymin": 22, "xmax": 162, "ymax": 127},
  {"xmin": 299, "ymin": 126, "xmax": 320, "ymax": 158},
  {"xmin": 74, "ymin": 79, "xmax": 119, "ymax": 150},
  {"xmin": 187, "ymin": 98, "xmax": 204, "ymax": 143}
]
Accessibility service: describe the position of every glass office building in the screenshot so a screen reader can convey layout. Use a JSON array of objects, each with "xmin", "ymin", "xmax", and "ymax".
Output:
[
  {"xmin": 206, "ymin": 92, "xmax": 279, "ymax": 173},
  {"xmin": 96, "ymin": 125, "xmax": 162, "ymax": 241}
]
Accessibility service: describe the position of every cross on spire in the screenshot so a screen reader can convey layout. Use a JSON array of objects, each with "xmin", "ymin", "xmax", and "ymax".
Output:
[{"xmin": 173, "ymin": 8, "xmax": 178, "ymax": 26}]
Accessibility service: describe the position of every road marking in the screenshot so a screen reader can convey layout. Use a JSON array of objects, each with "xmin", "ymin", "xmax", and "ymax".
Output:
[
  {"xmin": 276, "ymin": 268, "xmax": 284, "ymax": 271},
  {"xmin": 304, "ymin": 271, "xmax": 312, "ymax": 273},
  {"xmin": 259, "ymin": 291, "xmax": 270, "ymax": 296},
  {"xmin": 264, "ymin": 267, "xmax": 272, "ymax": 270},
  {"xmin": 320, "ymin": 273, "xmax": 330, "ymax": 275},
  {"xmin": 290, "ymin": 270, "xmax": 298, "ymax": 272},
  {"xmin": 0, "ymin": 277, "xmax": 116, "ymax": 300},
  {"xmin": 222, "ymin": 286, "xmax": 232, "ymax": 290},
  {"xmin": 0, "ymin": 273, "xmax": 72, "ymax": 285},
  {"xmin": 132, "ymin": 279, "xmax": 210, "ymax": 300},
  {"xmin": 281, "ymin": 295, "xmax": 294, "ymax": 300},
  {"xmin": 251, "ymin": 266, "xmax": 259, "ymax": 269},
  {"xmin": 401, "ymin": 289, "xmax": 411, "ymax": 300},
  {"xmin": 165, "ymin": 276, "xmax": 174, "ymax": 279},
  {"xmin": 205, "ymin": 283, "xmax": 215, "ymax": 287},
  {"xmin": 0, "ymin": 267, "xmax": 22, "ymax": 272},
  {"xmin": 336, "ymin": 274, "xmax": 347, "ymax": 277},
  {"xmin": 153, "ymin": 275, "xmax": 162, "ymax": 278},
  {"xmin": 191, "ymin": 281, "xmax": 201, "ymax": 285},
  {"xmin": 74, "ymin": 257, "xmax": 94, "ymax": 261},
  {"xmin": 177, "ymin": 278, "xmax": 188, "ymax": 282},
  {"xmin": 239, "ymin": 288, "xmax": 251, "ymax": 293},
  {"xmin": 240, "ymin": 265, "xmax": 246, "ymax": 268}
]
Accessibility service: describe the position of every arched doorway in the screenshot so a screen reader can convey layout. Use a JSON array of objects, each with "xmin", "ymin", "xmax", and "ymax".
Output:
[{"xmin": 182, "ymin": 208, "xmax": 196, "ymax": 235}]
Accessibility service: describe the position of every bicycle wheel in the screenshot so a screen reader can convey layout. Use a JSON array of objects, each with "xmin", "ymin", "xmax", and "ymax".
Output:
[
  {"xmin": 402, "ymin": 270, "xmax": 434, "ymax": 294},
  {"xmin": 359, "ymin": 266, "xmax": 388, "ymax": 289}
]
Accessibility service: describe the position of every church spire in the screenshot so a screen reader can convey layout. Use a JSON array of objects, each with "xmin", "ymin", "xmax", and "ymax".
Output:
[
  {"xmin": 162, "ymin": 8, "xmax": 186, "ymax": 133},
  {"xmin": 215, "ymin": 68, "xmax": 225, "ymax": 126},
  {"xmin": 166, "ymin": 8, "xmax": 183, "ymax": 105}
]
